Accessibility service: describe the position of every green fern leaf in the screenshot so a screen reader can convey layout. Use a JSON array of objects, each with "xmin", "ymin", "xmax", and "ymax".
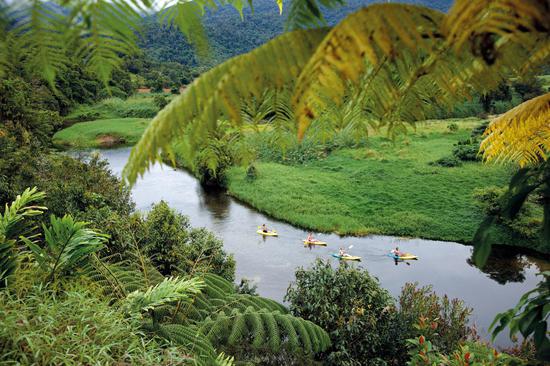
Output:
[{"xmin": 123, "ymin": 29, "xmax": 329, "ymax": 185}]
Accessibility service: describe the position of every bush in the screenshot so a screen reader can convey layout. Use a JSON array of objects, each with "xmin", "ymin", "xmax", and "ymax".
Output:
[
  {"xmin": 154, "ymin": 95, "xmax": 169, "ymax": 110},
  {"xmin": 452, "ymin": 142, "xmax": 480, "ymax": 161},
  {"xmin": 398, "ymin": 282, "xmax": 474, "ymax": 353},
  {"xmin": 245, "ymin": 164, "xmax": 257, "ymax": 181},
  {"xmin": 0, "ymin": 284, "xmax": 188, "ymax": 365},
  {"xmin": 473, "ymin": 186, "xmax": 543, "ymax": 240},
  {"xmin": 429, "ymin": 155, "xmax": 462, "ymax": 167},
  {"xmin": 447, "ymin": 122, "xmax": 459, "ymax": 132},
  {"xmin": 143, "ymin": 201, "xmax": 235, "ymax": 280},
  {"xmin": 285, "ymin": 259, "xmax": 405, "ymax": 366}
]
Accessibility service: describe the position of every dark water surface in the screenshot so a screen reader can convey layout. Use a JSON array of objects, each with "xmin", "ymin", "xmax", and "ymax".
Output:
[{"xmin": 99, "ymin": 147, "xmax": 549, "ymax": 347}]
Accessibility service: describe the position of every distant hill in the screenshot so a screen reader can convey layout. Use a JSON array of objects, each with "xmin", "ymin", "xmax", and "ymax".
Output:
[{"xmin": 139, "ymin": 0, "xmax": 453, "ymax": 68}]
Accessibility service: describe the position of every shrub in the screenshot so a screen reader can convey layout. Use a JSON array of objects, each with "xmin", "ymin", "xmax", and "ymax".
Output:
[
  {"xmin": 285, "ymin": 259, "xmax": 405, "ymax": 366},
  {"xmin": 143, "ymin": 201, "xmax": 235, "ymax": 280},
  {"xmin": 447, "ymin": 122, "xmax": 459, "ymax": 132},
  {"xmin": 429, "ymin": 155, "xmax": 462, "ymax": 167},
  {"xmin": 398, "ymin": 282, "xmax": 474, "ymax": 353},
  {"xmin": 452, "ymin": 143, "xmax": 480, "ymax": 161},
  {"xmin": 245, "ymin": 164, "xmax": 257, "ymax": 181},
  {"xmin": 154, "ymin": 95, "xmax": 169, "ymax": 110}
]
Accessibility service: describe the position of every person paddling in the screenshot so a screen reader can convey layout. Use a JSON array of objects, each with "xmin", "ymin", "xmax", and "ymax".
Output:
[
  {"xmin": 261, "ymin": 224, "xmax": 269, "ymax": 233},
  {"xmin": 306, "ymin": 232, "xmax": 317, "ymax": 243},
  {"xmin": 391, "ymin": 246, "xmax": 403, "ymax": 257},
  {"xmin": 339, "ymin": 247, "xmax": 348, "ymax": 257}
]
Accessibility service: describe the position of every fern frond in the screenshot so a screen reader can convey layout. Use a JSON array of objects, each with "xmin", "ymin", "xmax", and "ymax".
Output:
[
  {"xmin": 293, "ymin": 4, "xmax": 445, "ymax": 138},
  {"xmin": 159, "ymin": 1, "xmax": 209, "ymax": 59},
  {"xmin": 72, "ymin": 0, "xmax": 141, "ymax": 86},
  {"xmin": 285, "ymin": 0, "xmax": 345, "ymax": 31},
  {"xmin": 480, "ymin": 92, "xmax": 550, "ymax": 167},
  {"xmin": 444, "ymin": 0, "xmax": 550, "ymax": 54},
  {"xmin": 200, "ymin": 309, "xmax": 330, "ymax": 354},
  {"xmin": 12, "ymin": 1, "xmax": 68, "ymax": 87},
  {"xmin": 123, "ymin": 29, "xmax": 329, "ymax": 185},
  {"xmin": 125, "ymin": 276, "xmax": 204, "ymax": 314},
  {"xmin": 156, "ymin": 323, "xmax": 218, "ymax": 364},
  {"xmin": 294, "ymin": 2, "xmax": 549, "ymax": 139}
]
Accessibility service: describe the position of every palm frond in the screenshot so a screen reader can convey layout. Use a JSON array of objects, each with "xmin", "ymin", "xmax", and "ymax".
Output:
[
  {"xmin": 480, "ymin": 92, "xmax": 550, "ymax": 167},
  {"xmin": 123, "ymin": 29, "xmax": 329, "ymax": 185}
]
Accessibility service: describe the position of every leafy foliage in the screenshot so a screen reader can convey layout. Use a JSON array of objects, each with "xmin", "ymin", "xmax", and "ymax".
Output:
[
  {"xmin": 398, "ymin": 282, "xmax": 474, "ymax": 353},
  {"xmin": 0, "ymin": 187, "xmax": 46, "ymax": 288},
  {"xmin": 481, "ymin": 92, "xmax": 550, "ymax": 167},
  {"xmin": 0, "ymin": 283, "xmax": 191, "ymax": 365},
  {"xmin": 285, "ymin": 259, "xmax": 403, "ymax": 365},
  {"xmin": 125, "ymin": 276, "xmax": 204, "ymax": 314},
  {"xmin": 490, "ymin": 271, "xmax": 550, "ymax": 361},
  {"xmin": 24, "ymin": 214, "xmax": 108, "ymax": 283}
]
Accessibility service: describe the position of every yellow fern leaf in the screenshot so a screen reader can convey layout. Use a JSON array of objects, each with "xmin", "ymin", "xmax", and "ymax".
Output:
[
  {"xmin": 293, "ymin": 4, "xmax": 445, "ymax": 139},
  {"xmin": 123, "ymin": 29, "xmax": 328, "ymax": 185},
  {"xmin": 480, "ymin": 92, "xmax": 550, "ymax": 167}
]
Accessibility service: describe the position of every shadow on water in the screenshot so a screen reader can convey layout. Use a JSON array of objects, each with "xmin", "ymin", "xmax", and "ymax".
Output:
[
  {"xmin": 92, "ymin": 147, "xmax": 550, "ymax": 347},
  {"xmin": 198, "ymin": 185, "xmax": 231, "ymax": 220},
  {"xmin": 467, "ymin": 246, "xmax": 549, "ymax": 285}
]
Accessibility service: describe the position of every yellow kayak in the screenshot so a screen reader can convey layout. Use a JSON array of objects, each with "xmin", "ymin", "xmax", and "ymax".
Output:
[
  {"xmin": 388, "ymin": 252, "xmax": 418, "ymax": 260},
  {"xmin": 332, "ymin": 253, "xmax": 361, "ymax": 261},
  {"xmin": 303, "ymin": 239, "xmax": 327, "ymax": 246},
  {"xmin": 257, "ymin": 230, "xmax": 278, "ymax": 237}
]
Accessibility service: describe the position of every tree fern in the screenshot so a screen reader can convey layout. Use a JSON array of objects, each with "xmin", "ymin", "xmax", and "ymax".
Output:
[{"xmin": 480, "ymin": 92, "xmax": 550, "ymax": 167}]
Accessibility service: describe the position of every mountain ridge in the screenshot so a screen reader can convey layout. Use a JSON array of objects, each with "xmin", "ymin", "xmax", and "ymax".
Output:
[{"xmin": 139, "ymin": 0, "xmax": 454, "ymax": 68}]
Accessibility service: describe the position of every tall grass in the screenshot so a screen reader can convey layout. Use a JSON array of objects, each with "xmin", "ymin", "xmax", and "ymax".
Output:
[
  {"xmin": 65, "ymin": 95, "xmax": 169, "ymax": 123},
  {"xmin": 0, "ymin": 281, "xmax": 189, "ymax": 365}
]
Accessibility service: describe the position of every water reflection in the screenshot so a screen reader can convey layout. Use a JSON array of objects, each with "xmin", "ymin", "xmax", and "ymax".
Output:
[
  {"xmin": 466, "ymin": 246, "xmax": 546, "ymax": 285},
  {"xmin": 198, "ymin": 185, "xmax": 231, "ymax": 220}
]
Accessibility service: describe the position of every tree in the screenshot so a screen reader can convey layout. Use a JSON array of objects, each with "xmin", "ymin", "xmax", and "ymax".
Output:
[{"xmin": 285, "ymin": 259, "xmax": 403, "ymax": 365}]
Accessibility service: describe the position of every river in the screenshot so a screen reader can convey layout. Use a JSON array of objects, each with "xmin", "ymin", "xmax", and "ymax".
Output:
[{"xmin": 97, "ymin": 147, "xmax": 548, "ymax": 347}]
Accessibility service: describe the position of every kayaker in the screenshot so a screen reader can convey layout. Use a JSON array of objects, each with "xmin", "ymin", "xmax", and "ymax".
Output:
[
  {"xmin": 339, "ymin": 247, "xmax": 348, "ymax": 257},
  {"xmin": 391, "ymin": 246, "xmax": 403, "ymax": 257},
  {"xmin": 306, "ymin": 232, "xmax": 316, "ymax": 242},
  {"xmin": 261, "ymin": 224, "xmax": 269, "ymax": 233}
]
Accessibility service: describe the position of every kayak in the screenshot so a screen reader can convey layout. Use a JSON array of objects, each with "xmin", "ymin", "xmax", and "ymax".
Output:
[
  {"xmin": 387, "ymin": 253, "xmax": 418, "ymax": 260},
  {"xmin": 331, "ymin": 253, "xmax": 361, "ymax": 261},
  {"xmin": 257, "ymin": 230, "xmax": 278, "ymax": 237},
  {"xmin": 303, "ymin": 239, "xmax": 327, "ymax": 246}
]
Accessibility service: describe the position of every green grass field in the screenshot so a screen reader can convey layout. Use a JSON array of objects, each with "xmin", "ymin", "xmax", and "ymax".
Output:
[
  {"xmin": 53, "ymin": 118, "xmax": 150, "ymax": 148},
  {"xmin": 227, "ymin": 118, "xmax": 517, "ymax": 244}
]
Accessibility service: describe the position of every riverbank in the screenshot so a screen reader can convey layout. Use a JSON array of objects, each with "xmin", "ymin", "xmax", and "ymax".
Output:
[
  {"xmin": 226, "ymin": 119, "xmax": 530, "ymax": 248},
  {"xmin": 53, "ymin": 118, "xmax": 150, "ymax": 148}
]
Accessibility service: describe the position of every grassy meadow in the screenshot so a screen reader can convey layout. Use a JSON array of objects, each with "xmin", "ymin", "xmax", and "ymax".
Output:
[
  {"xmin": 227, "ymin": 118, "xmax": 517, "ymax": 244},
  {"xmin": 53, "ymin": 118, "xmax": 150, "ymax": 148}
]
